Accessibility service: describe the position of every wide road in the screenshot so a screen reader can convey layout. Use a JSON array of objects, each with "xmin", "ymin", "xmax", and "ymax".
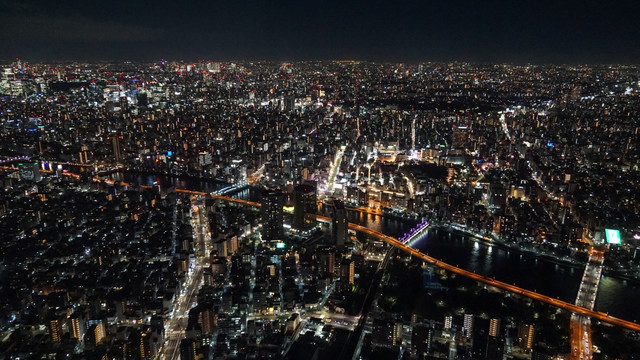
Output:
[
  {"xmin": 158, "ymin": 264, "xmax": 203, "ymax": 360},
  {"xmin": 56, "ymin": 172, "xmax": 640, "ymax": 332}
]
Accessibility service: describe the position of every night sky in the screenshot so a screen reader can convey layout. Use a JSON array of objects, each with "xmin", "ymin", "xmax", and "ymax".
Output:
[{"xmin": 1, "ymin": 0, "xmax": 639, "ymax": 63}]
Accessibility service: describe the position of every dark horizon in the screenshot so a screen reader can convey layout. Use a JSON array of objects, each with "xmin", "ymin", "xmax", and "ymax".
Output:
[{"xmin": 2, "ymin": 0, "xmax": 640, "ymax": 65}]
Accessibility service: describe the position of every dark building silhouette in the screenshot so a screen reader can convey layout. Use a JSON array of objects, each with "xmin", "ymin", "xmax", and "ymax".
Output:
[
  {"xmin": 261, "ymin": 189, "xmax": 284, "ymax": 240},
  {"xmin": 293, "ymin": 184, "xmax": 316, "ymax": 231},
  {"xmin": 331, "ymin": 199, "xmax": 348, "ymax": 247}
]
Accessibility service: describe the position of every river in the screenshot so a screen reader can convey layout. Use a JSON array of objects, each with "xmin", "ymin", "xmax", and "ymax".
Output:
[{"xmin": 107, "ymin": 171, "xmax": 640, "ymax": 323}]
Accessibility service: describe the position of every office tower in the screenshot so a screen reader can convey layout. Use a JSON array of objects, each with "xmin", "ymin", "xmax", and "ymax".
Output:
[
  {"xmin": 261, "ymin": 189, "xmax": 284, "ymax": 240},
  {"xmin": 489, "ymin": 318, "xmax": 501, "ymax": 337},
  {"xmin": 292, "ymin": 184, "xmax": 316, "ymax": 231},
  {"xmin": 48, "ymin": 317, "xmax": 63, "ymax": 343},
  {"xmin": 331, "ymin": 199, "xmax": 348, "ymax": 247},
  {"xmin": 109, "ymin": 134, "xmax": 123, "ymax": 162},
  {"xmin": 463, "ymin": 313, "xmax": 474, "ymax": 339}
]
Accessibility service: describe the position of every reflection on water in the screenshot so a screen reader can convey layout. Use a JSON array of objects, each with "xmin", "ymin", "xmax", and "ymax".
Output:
[
  {"xmin": 411, "ymin": 229, "xmax": 640, "ymax": 322},
  {"xmin": 105, "ymin": 171, "xmax": 640, "ymax": 323}
]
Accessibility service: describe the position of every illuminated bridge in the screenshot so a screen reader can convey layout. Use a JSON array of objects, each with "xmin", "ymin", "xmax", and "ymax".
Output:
[
  {"xmin": 571, "ymin": 249, "xmax": 605, "ymax": 360},
  {"xmin": 398, "ymin": 219, "xmax": 430, "ymax": 245},
  {"xmin": 56, "ymin": 172, "xmax": 640, "ymax": 333},
  {"xmin": 212, "ymin": 179, "xmax": 250, "ymax": 196}
]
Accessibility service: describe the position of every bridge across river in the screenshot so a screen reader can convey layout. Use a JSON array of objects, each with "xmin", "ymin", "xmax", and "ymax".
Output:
[
  {"xmin": 53, "ymin": 171, "xmax": 640, "ymax": 333},
  {"xmin": 571, "ymin": 249, "xmax": 605, "ymax": 360}
]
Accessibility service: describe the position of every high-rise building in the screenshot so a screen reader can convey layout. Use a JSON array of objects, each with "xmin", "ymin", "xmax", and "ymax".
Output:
[
  {"xmin": 462, "ymin": 313, "xmax": 474, "ymax": 339},
  {"xmin": 261, "ymin": 189, "xmax": 284, "ymax": 241},
  {"xmin": 48, "ymin": 317, "xmax": 63, "ymax": 343},
  {"xmin": 358, "ymin": 187, "xmax": 369, "ymax": 207},
  {"xmin": 318, "ymin": 247, "xmax": 336, "ymax": 276},
  {"xmin": 68, "ymin": 311, "xmax": 86, "ymax": 342},
  {"xmin": 340, "ymin": 258, "xmax": 355, "ymax": 291},
  {"xmin": 517, "ymin": 323, "xmax": 535, "ymax": 350},
  {"xmin": 489, "ymin": 318, "xmax": 501, "ymax": 337},
  {"xmin": 199, "ymin": 307, "xmax": 217, "ymax": 334},
  {"xmin": 109, "ymin": 134, "xmax": 123, "ymax": 162},
  {"xmin": 292, "ymin": 184, "xmax": 316, "ymax": 231},
  {"xmin": 94, "ymin": 322, "xmax": 106, "ymax": 344},
  {"xmin": 331, "ymin": 199, "xmax": 348, "ymax": 248},
  {"xmin": 444, "ymin": 315, "xmax": 453, "ymax": 330},
  {"xmin": 78, "ymin": 145, "xmax": 89, "ymax": 164},
  {"xmin": 489, "ymin": 182, "xmax": 507, "ymax": 208}
]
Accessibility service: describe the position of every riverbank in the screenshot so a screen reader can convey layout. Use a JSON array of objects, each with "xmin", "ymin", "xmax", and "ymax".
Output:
[{"xmin": 441, "ymin": 224, "xmax": 640, "ymax": 285}]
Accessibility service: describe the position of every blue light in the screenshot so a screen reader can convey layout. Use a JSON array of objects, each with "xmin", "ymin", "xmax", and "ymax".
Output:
[{"xmin": 167, "ymin": 151, "xmax": 173, "ymax": 156}]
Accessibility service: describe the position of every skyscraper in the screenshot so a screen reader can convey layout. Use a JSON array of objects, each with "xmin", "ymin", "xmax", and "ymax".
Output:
[
  {"xmin": 331, "ymin": 199, "xmax": 348, "ymax": 248},
  {"xmin": 109, "ymin": 134, "xmax": 123, "ymax": 162},
  {"xmin": 261, "ymin": 189, "xmax": 284, "ymax": 241},
  {"xmin": 293, "ymin": 184, "xmax": 316, "ymax": 231}
]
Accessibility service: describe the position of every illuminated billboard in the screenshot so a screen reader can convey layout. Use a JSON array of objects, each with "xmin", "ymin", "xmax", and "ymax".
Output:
[
  {"xmin": 605, "ymin": 229, "xmax": 622, "ymax": 244},
  {"xmin": 276, "ymin": 242, "xmax": 285, "ymax": 249}
]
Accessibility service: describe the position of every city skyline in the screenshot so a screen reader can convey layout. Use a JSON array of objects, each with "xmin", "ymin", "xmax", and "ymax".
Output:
[{"xmin": 2, "ymin": 2, "xmax": 640, "ymax": 358}]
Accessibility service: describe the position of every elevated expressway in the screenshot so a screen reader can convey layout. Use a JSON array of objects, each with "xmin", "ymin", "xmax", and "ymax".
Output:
[
  {"xmin": 570, "ymin": 249, "xmax": 605, "ymax": 360},
  {"xmin": 56, "ymin": 172, "xmax": 640, "ymax": 333}
]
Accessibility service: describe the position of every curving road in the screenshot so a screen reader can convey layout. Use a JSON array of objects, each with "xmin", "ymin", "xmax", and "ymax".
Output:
[{"xmin": 55, "ymin": 172, "xmax": 640, "ymax": 333}]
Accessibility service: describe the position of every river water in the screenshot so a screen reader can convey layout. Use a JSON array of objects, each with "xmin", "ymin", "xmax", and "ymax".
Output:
[{"xmin": 107, "ymin": 171, "xmax": 640, "ymax": 323}]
